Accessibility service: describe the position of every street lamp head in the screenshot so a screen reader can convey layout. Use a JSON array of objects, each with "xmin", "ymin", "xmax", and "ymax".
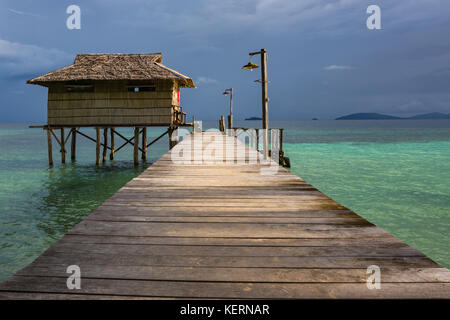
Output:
[
  {"xmin": 242, "ymin": 62, "xmax": 259, "ymax": 70},
  {"xmin": 223, "ymin": 88, "xmax": 232, "ymax": 95}
]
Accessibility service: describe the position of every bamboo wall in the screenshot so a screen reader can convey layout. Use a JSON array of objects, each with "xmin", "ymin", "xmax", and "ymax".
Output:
[{"xmin": 47, "ymin": 80, "xmax": 178, "ymax": 126}]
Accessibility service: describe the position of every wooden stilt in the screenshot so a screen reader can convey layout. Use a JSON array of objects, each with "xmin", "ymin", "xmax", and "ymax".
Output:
[
  {"xmin": 168, "ymin": 128, "xmax": 173, "ymax": 149},
  {"xmin": 219, "ymin": 116, "xmax": 225, "ymax": 132},
  {"xmin": 102, "ymin": 128, "xmax": 108, "ymax": 163},
  {"xmin": 141, "ymin": 127, "xmax": 147, "ymax": 161},
  {"xmin": 134, "ymin": 127, "xmax": 139, "ymax": 165},
  {"xmin": 60, "ymin": 128, "xmax": 66, "ymax": 163},
  {"xmin": 110, "ymin": 128, "xmax": 115, "ymax": 160},
  {"xmin": 71, "ymin": 128, "xmax": 76, "ymax": 161},
  {"xmin": 47, "ymin": 129, "xmax": 53, "ymax": 166},
  {"xmin": 169, "ymin": 127, "xmax": 178, "ymax": 149},
  {"xmin": 96, "ymin": 128, "xmax": 101, "ymax": 165}
]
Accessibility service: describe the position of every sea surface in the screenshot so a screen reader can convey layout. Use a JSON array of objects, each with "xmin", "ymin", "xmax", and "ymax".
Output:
[{"xmin": 0, "ymin": 120, "xmax": 449, "ymax": 282}]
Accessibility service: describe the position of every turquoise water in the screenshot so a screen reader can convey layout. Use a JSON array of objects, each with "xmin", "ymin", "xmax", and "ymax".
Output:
[
  {"xmin": 278, "ymin": 120, "xmax": 450, "ymax": 269},
  {"xmin": 0, "ymin": 125, "xmax": 168, "ymax": 281},
  {"xmin": 0, "ymin": 120, "xmax": 449, "ymax": 282}
]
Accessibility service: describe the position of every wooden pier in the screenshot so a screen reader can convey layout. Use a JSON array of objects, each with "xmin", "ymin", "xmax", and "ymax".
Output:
[{"xmin": 0, "ymin": 132, "xmax": 449, "ymax": 299}]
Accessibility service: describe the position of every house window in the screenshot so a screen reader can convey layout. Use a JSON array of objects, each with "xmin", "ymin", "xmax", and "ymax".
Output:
[
  {"xmin": 127, "ymin": 86, "xmax": 156, "ymax": 92},
  {"xmin": 66, "ymin": 85, "xmax": 94, "ymax": 92}
]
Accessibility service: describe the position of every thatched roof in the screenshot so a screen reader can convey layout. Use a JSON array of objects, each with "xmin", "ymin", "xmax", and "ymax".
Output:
[{"xmin": 27, "ymin": 53, "xmax": 195, "ymax": 88}]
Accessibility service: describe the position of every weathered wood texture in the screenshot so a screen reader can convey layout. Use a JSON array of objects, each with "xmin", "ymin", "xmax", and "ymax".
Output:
[
  {"xmin": 47, "ymin": 81, "xmax": 175, "ymax": 126},
  {"xmin": 1, "ymin": 132, "xmax": 449, "ymax": 299}
]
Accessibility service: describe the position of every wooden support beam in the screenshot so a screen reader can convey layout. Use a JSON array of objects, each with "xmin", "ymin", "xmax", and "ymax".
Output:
[
  {"xmin": 74, "ymin": 129, "xmax": 112, "ymax": 151},
  {"xmin": 134, "ymin": 127, "xmax": 139, "ymax": 165},
  {"xmin": 96, "ymin": 128, "xmax": 101, "ymax": 166},
  {"xmin": 71, "ymin": 128, "xmax": 76, "ymax": 161},
  {"xmin": 146, "ymin": 129, "xmax": 169, "ymax": 148},
  {"xmin": 141, "ymin": 127, "xmax": 147, "ymax": 161},
  {"xmin": 60, "ymin": 128, "xmax": 66, "ymax": 164},
  {"xmin": 49, "ymin": 130, "xmax": 62, "ymax": 147},
  {"xmin": 110, "ymin": 128, "xmax": 115, "ymax": 160},
  {"xmin": 112, "ymin": 129, "xmax": 144, "ymax": 154},
  {"xmin": 47, "ymin": 129, "xmax": 53, "ymax": 166},
  {"xmin": 103, "ymin": 128, "xmax": 108, "ymax": 163}
]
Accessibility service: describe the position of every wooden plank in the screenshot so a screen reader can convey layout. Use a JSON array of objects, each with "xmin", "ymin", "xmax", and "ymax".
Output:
[
  {"xmin": 43, "ymin": 242, "xmax": 427, "ymax": 258},
  {"xmin": 84, "ymin": 215, "xmax": 371, "ymax": 225},
  {"xmin": 33, "ymin": 251, "xmax": 441, "ymax": 269},
  {"xmin": 67, "ymin": 220, "xmax": 391, "ymax": 239},
  {"xmin": 48, "ymin": 115, "xmax": 173, "ymax": 126},
  {"xmin": 59, "ymin": 234, "xmax": 408, "ymax": 247},
  {"xmin": 47, "ymin": 107, "xmax": 172, "ymax": 116},
  {"xmin": 1, "ymin": 276, "xmax": 449, "ymax": 299},
  {"xmin": 0, "ymin": 292, "xmax": 165, "ymax": 300},
  {"xmin": 15, "ymin": 265, "xmax": 450, "ymax": 283}
]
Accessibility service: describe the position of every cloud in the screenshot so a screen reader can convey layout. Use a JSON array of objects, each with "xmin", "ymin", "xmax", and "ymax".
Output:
[
  {"xmin": 0, "ymin": 39, "xmax": 72, "ymax": 78},
  {"xmin": 108, "ymin": 0, "xmax": 362, "ymax": 34},
  {"xmin": 106, "ymin": 0, "xmax": 450, "ymax": 36},
  {"xmin": 8, "ymin": 8, "xmax": 43, "ymax": 18},
  {"xmin": 196, "ymin": 76, "xmax": 219, "ymax": 85},
  {"xmin": 324, "ymin": 65, "xmax": 354, "ymax": 71}
]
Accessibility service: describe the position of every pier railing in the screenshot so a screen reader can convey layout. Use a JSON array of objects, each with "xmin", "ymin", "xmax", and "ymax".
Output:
[{"xmin": 224, "ymin": 127, "xmax": 290, "ymax": 167}]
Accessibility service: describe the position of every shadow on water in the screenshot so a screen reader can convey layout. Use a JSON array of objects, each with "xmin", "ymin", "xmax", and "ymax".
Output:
[{"xmin": 34, "ymin": 161, "xmax": 148, "ymax": 241}]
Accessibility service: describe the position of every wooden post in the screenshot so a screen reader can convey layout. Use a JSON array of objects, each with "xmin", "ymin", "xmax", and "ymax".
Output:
[
  {"xmin": 102, "ymin": 128, "xmax": 108, "ymax": 163},
  {"xmin": 47, "ymin": 129, "xmax": 53, "ymax": 166},
  {"xmin": 60, "ymin": 128, "xmax": 66, "ymax": 164},
  {"xmin": 228, "ymin": 88, "xmax": 233, "ymax": 129},
  {"xmin": 168, "ymin": 127, "xmax": 179, "ymax": 149},
  {"xmin": 70, "ymin": 128, "xmax": 76, "ymax": 161},
  {"xmin": 260, "ymin": 48, "xmax": 269, "ymax": 159},
  {"xmin": 142, "ymin": 127, "xmax": 147, "ymax": 160},
  {"xmin": 280, "ymin": 128, "xmax": 284, "ymax": 153},
  {"xmin": 134, "ymin": 127, "xmax": 139, "ymax": 165},
  {"xmin": 256, "ymin": 128, "xmax": 260, "ymax": 151},
  {"xmin": 96, "ymin": 128, "xmax": 101, "ymax": 165},
  {"xmin": 219, "ymin": 116, "xmax": 225, "ymax": 132},
  {"xmin": 110, "ymin": 128, "xmax": 115, "ymax": 160}
]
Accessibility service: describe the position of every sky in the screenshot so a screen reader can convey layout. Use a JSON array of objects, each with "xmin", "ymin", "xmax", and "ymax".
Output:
[{"xmin": 1, "ymin": 0, "xmax": 450, "ymax": 122}]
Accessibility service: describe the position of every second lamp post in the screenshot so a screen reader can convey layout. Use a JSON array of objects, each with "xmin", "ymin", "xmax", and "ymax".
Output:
[{"xmin": 223, "ymin": 88, "xmax": 233, "ymax": 129}]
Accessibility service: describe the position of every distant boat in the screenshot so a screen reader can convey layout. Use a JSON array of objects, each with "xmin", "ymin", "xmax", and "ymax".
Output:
[
  {"xmin": 336, "ymin": 112, "xmax": 450, "ymax": 120},
  {"xmin": 245, "ymin": 116, "xmax": 262, "ymax": 120},
  {"xmin": 312, "ymin": 118, "xmax": 319, "ymax": 120}
]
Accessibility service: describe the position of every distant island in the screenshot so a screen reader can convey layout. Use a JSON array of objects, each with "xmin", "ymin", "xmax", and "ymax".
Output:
[
  {"xmin": 245, "ymin": 116, "xmax": 262, "ymax": 120},
  {"xmin": 336, "ymin": 112, "xmax": 450, "ymax": 120}
]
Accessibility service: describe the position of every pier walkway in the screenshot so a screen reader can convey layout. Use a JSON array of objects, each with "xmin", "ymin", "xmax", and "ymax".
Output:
[{"xmin": 0, "ymin": 132, "xmax": 449, "ymax": 299}]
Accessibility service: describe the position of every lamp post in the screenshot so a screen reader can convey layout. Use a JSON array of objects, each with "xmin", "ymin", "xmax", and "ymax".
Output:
[
  {"xmin": 242, "ymin": 48, "xmax": 269, "ymax": 159},
  {"xmin": 222, "ymin": 88, "xmax": 233, "ymax": 129}
]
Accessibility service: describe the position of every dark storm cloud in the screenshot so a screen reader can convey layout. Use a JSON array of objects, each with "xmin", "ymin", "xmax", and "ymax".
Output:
[{"xmin": 1, "ymin": 0, "xmax": 450, "ymax": 122}]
